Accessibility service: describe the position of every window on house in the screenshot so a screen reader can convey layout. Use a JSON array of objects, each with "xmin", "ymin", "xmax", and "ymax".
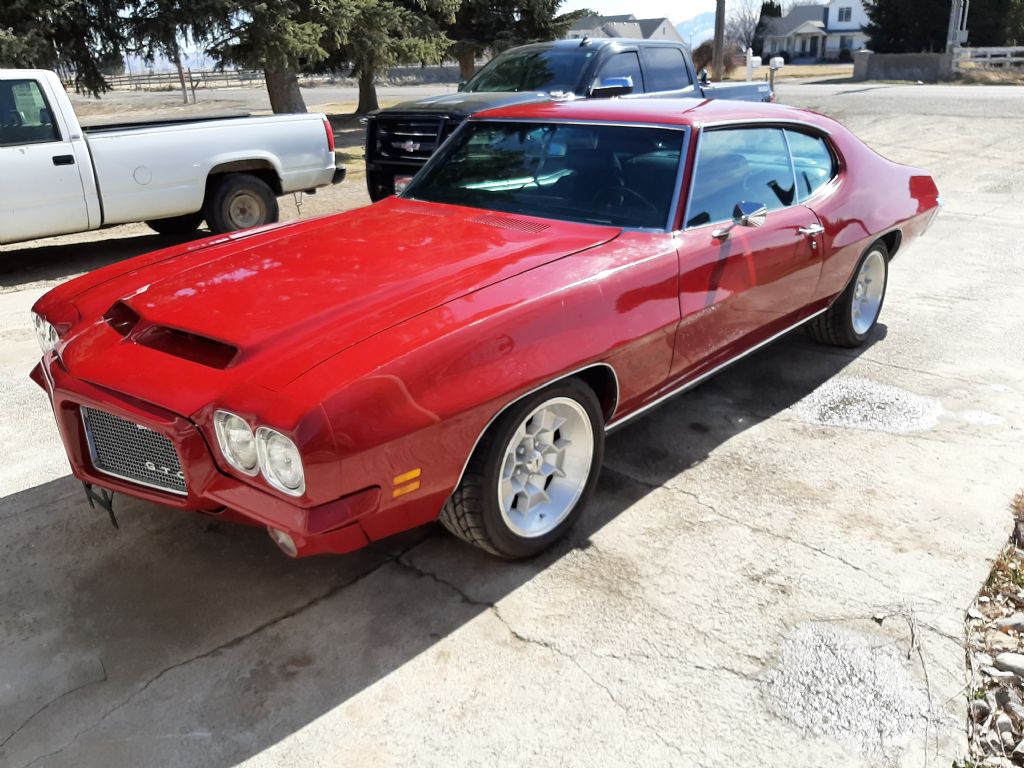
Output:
[
  {"xmin": 840, "ymin": 35, "xmax": 852, "ymax": 49},
  {"xmin": 838, "ymin": 7, "xmax": 852, "ymax": 22}
]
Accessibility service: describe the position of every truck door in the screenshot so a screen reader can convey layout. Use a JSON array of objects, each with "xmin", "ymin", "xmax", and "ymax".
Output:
[{"xmin": 0, "ymin": 77, "xmax": 90, "ymax": 244}]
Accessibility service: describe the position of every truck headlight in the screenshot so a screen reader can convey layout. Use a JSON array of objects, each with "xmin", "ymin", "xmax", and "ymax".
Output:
[
  {"xmin": 213, "ymin": 410, "xmax": 259, "ymax": 475},
  {"xmin": 31, "ymin": 312, "xmax": 60, "ymax": 354},
  {"xmin": 256, "ymin": 427, "xmax": 305, "ymax": 496}
]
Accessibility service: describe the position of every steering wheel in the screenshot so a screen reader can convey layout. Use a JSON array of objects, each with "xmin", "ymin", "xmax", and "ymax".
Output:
[{"xmin": 592, "ymin": 186, "xmax": 659, "ymax": 214}]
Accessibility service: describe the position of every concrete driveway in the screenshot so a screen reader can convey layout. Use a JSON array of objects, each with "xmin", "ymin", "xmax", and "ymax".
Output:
[{"xmin": 1, "ymin": 82, "xmax": 1022, "ymax": 767}]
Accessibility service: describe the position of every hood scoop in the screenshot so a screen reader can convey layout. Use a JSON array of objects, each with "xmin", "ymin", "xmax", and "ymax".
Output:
[
  {"xmin": 103, "ymin": 301, "xmax": 238, "ymax": 369},
  {"xmin": 468, "ymin": 213, "xmax": 550, "ymax": 233}
]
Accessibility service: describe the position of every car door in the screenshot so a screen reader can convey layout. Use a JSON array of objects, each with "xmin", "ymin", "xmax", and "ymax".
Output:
[
  {"xmin": 670, "ymin": 125, "xmax": 824, "ymax": 378},
  {"xmin": 0, "ymin": 77, "xmax": 90, "ymax": 244}
]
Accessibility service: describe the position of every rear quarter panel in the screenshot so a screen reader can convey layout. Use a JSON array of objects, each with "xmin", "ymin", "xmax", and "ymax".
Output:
[{"xmin": 806, "ymin": 118, "xmax": 940, "ymax": 301}]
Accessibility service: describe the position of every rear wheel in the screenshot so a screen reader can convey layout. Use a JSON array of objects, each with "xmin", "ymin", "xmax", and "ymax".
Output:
[
  {"xmin": 439, "ymin": 379, "xmax": 605, "ymax": 559},
  {"xmin": 204, "ymin": 173, "xmax": 279, "ymax": 234},
  {"xmin": 806, "ymin": 242, "xmax": 889, "ymax": 348},
  {"xmin": 145, "ymin": 212, "xmax": 204, "ymax": 236}
]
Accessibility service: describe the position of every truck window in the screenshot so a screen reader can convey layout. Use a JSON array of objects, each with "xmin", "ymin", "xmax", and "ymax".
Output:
[
  {"xmin": 644, "ymin": 48, "xmax": 692, "ymax": 92},
  {"xmin": 594, "ymin": 52, "xmax": 645, "ymax": 94},
  {"xmin": 0, "ymin": 79, "xmax": 60, "ymax": 147},
  {"xmin": 462, "ymin": 50, "xmax": 595, "ymax": 94}
]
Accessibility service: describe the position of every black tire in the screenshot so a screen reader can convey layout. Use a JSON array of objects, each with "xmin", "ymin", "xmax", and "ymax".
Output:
[
  {"xmin": 145, "ymin": 212, "xmax": 204, "ymax": 236},
  {"xmin": 204, "ymin": 173, "xmax": 279, "ymax": 234},
  {"xmin": 806, "ymin": 241, "xmax": 889, "ymax": 348},
  {"xmin": 439, "ymin": 378, "xmax": 605, "ymax": 559}
]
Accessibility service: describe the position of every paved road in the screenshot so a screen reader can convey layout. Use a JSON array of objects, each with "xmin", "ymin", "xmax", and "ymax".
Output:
[{"xmin": 1, "ymin": 83, "xmax": 1022, "ymax": 767}]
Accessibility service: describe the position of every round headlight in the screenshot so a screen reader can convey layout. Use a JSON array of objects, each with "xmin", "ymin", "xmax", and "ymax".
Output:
[
  {"xmin": 256, "ymin": 427, "xmax": 305, "ymax": 495},
  {"xmin": 31, "ymin": 312, "xmax": 59, "ymax": 354},
  {"xmin": 213, "ymin": 410, "xmax": 258, "ymax": 474}
]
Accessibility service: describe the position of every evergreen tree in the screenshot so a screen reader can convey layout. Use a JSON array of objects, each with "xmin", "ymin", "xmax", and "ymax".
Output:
[
  {"xmin": 0, "ymin": 0, "xmax": 125, "ymax": 94},
  {"xmin": 863, "ymin": 0, "xmax": 947, "ymax": 53}
]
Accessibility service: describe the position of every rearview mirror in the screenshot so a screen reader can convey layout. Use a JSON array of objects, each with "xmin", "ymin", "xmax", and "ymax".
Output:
[
  {"xmin": 712, "ymin": 201, "xmax": 767, "ymax": 239},
  {"xmin": 590, "ymin": 76, "xmax": 633, "ymax": 98}
]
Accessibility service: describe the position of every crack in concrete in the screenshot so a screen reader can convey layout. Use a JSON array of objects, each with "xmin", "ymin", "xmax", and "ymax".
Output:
[
  {"xmin": 1, "ymin": 658, "xmax": 107, "ymax": 750},
  {"xmin": 16, "ymin": 544, "xmax": 420, "ymax": 768}
]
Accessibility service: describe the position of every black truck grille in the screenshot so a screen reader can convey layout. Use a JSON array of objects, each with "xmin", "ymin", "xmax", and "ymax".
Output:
[
  {"xmin": 81, "ymin": 406, "xmax": 187, "ymax": 495},
  {"xmin": 373, "ymin": 116, "xmax": 449, "ymax": 162}
]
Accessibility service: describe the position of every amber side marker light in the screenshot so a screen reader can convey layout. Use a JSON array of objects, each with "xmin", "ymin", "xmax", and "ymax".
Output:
[{"xmin": 392, "ymin": 468, "xmax": 422, "ymax": 498}]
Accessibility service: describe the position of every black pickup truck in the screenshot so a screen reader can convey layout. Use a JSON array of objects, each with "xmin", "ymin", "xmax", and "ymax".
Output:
[{"xmin": 364, "ymin": 38, "xmax": 772, "ymax": 200}]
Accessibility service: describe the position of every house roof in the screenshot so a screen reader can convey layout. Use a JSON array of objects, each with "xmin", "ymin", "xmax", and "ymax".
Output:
[
  {"xmin": 570, "ymin": 15, "xmax": 683, "ymax": 42},
  {"xmin": 568, "ymin": 14, "xmax": 636, "ymax": 31},
  {"xmin": 764, "ymin": 4, "xmax": 828, "ymax": 38}
]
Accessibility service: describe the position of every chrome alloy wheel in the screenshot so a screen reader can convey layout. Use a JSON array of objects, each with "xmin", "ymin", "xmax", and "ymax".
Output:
[
  {"xmin": 228, "ymin": 192, "xmax": 266, "ymax": 229},
  {"xmin": 851, "ymin": 249, "xmax": 886, "ymax": 335},
  {"xmin": 497, "ymin": 397, "xmax": 594, "ymax": 538}
]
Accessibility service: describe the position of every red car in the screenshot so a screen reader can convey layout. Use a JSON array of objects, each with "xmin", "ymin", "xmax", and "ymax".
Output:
[{"xmin": 30, "ymin": 99, "xmax": 940, "ymax": 559}]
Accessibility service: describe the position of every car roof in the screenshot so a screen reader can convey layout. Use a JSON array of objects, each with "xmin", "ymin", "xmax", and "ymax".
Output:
[{"xmin": 473, "ymin": 98, "xmax": 832, "ymax": 131}]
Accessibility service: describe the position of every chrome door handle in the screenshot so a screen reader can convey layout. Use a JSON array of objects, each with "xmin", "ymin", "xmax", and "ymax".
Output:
[{"xmin": 798, "ymin": 224, "xmax": 824, "ymax": 236}]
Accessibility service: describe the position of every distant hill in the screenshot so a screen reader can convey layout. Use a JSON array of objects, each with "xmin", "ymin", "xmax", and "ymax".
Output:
[{"xmin": 675, "ymin": 11, "xmax": 716, "ymax": 48}]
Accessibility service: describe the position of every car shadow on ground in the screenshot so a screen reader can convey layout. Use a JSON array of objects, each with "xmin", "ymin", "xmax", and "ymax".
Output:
[
  {"xmin": 0, "ymin": 327, "xmax": 883, "ymax": 767},
  {"xmin": 0, "ymin": 233, "xmax": 201, "ymax": 291}
]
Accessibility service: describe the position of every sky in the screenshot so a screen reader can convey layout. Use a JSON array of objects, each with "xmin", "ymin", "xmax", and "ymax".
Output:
[{"xmin": 558, "ymin": 0, "xmax": 717, "ymax": 25}]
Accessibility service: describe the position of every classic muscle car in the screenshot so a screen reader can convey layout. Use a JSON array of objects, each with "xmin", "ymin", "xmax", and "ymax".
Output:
[{"xmin": 30, "ymin": 99, "xmax": 940, "ymax": 559}]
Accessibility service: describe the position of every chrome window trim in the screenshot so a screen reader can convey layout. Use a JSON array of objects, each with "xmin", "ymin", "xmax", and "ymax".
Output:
[
  {"xmin": 605, "ymin": 306, "xmax": 828, "ymax": 431},
  {"xmin": 80, "ymin": 407, "xmax": 188, "ymax": 497},
  {"xmin": 701, "ymin": 117, "xmax": 833, "ymax": 136}
]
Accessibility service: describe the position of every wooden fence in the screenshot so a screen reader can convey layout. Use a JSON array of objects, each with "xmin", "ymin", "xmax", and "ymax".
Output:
[
  {"xmin": 954, "ymin": 46, "xmax": 1024, "ymax": 72},
  {"xmin": 103, "ymin": 69, "xmax": 268, "ymax": 91}
]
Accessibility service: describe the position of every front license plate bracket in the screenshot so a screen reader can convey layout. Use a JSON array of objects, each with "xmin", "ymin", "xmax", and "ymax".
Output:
[{"xmin": 83, "ymin": 482, "xmax": 118, "ymax": 528}]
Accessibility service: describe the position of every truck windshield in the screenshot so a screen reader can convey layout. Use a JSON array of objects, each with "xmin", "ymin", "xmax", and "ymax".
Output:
[
  {"xmin": 403, "ymin": 121, "xmax": 686, "ymax": 230},
  {"xmin": 462, "ymin": 50, "xmax": 594, "ymax": 94}
]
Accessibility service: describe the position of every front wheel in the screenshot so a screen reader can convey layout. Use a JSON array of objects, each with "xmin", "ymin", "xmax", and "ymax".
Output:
[
  {"xmin": 439, "ymin": 379, "xmax": 605, "ymax": 559},
  {"xmin": 807, "ymin": 241, "xmax": 889, "ymax": 348},
  {"xmin": 204, "ymin": 173, "xmax": 279, "ymax": 234}
]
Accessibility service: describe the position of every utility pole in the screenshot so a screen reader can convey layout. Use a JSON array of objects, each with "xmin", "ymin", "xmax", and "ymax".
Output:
[
  {"xmin": 946, "ymin": 0, "xmax": 970, "ymax": 51},
  {"xmin": 712, "ymin": 0, "xmax": 726, "ymax": 80}
]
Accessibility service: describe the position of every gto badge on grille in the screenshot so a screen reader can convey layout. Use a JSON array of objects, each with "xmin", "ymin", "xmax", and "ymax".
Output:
[
  {"xmin": 145, "ymin": 460, "xmax": 186, "ymax": 480},
  {"xmin": 401, "ymin": 140, "xmax": 420, "ymax": 153}
]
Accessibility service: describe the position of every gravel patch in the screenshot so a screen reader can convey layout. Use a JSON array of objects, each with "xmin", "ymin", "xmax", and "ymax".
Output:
[
  {"xmin": 763, "ymin": 624, "xmax": 928, "ymax": 761},
  {"xmin": 794, "ymin": 376, "xmax": 942, "ymax": 433}
]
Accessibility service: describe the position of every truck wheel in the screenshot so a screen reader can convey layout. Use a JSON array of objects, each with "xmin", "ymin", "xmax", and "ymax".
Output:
[
  {"xmin": 806, "ymin": 241, "xmax": 889, "ymax": 348},
  {"xmin": 205, "ymin": 174, "xmax": 279, "ymax": 234},
  {"xmin": 145, "ymin": 212, "xmax": 204, "ymax": 236},
  {"xmin": 439, "ymin": 378, "xmax": 604, "ymax": 559}
]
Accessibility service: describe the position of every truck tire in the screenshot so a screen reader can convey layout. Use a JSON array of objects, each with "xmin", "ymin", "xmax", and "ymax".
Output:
[
  {"xmin": 145, "ymin": 212, "xmax": 204, "ymax": 236},
  {"xmin": 439, "ymin": 378, "xmax": 604, "ymax": 559},
  {"xmin": 204, "ymin": 174, "xmax": 279, "ymax": 234}
]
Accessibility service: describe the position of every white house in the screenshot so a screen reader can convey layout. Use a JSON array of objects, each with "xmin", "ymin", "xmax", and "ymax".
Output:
[
  {"xmin": 763, "ymin": 1, "xmax": 869, "ymax": 61},
  {"xmin": 822, "ymin": 0, "xmax": 870, "ymax": 60},
  {"xmin": 566, "ymin": 15, "xmax": 684, "ymax": 43}
]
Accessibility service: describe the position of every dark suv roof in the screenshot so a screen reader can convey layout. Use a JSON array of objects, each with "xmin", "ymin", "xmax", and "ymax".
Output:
[{"xmin": 509, "ymin": 38, "xmax": 689, "ymax": 53}]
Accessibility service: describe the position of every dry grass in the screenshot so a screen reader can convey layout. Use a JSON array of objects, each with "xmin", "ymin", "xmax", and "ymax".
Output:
[
  {"xmin": 958, "ymin": 69, "xmax": 1024, "ymax": 85},
  {"xmin": 723, "ymin": 63, "xmax": 854, "ymax": 82}
]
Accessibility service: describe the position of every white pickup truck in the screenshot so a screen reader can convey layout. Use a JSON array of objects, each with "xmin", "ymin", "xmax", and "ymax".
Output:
[{"xmin": 0, "ymin": 69, "xmax": 345, "ymax": 245}]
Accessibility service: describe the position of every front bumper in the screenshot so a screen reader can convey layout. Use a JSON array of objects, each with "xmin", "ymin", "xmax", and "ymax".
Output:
[{"xmin": 31, "ymin": 357, "xmax": 379, "ymax": 557}]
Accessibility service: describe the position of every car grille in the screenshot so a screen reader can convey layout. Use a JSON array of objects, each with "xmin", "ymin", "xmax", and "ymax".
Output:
[
  {"xmin": 81, "ymin": 406, "xmax": 187, "ymax": 495},
  {"xmin": 373, "ymin": 116, "xmax": 447, "ymax": 162}
]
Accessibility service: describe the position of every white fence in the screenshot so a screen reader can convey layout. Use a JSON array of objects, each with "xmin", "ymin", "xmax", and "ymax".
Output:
[{"xmin": 953, "ymin": 46, "xmax": 1024, "ymax": 72}]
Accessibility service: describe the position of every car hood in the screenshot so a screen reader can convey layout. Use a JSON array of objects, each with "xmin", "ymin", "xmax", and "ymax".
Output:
[
  {"xmin": 61, "ymin": 198, "xmax": 620, "ymax": 416},
  {"xmin": 373, "ymin": 91, "xmax": 552, "ymax": 120}
]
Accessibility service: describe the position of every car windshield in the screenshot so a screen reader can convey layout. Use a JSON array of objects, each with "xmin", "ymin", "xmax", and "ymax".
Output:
[
  {"xmin": 462, "ymin": 49, "xmax": 594, "ymax": 94},
  {"xmin": 404, "ymin": 121, "xmax": 686, "ymax": 229}
]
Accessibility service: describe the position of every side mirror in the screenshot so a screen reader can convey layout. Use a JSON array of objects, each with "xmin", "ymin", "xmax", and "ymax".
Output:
[
  {"xmin": 699, "ymin": 68, "xmax": 709, "ymax": 85},
  {"xmin": 457, "ymin": 81, "xmax": 466, "ymax": 92},
  {"xmin": 712, "ymin": 201, "xmax": 767, "ymax": 239},
  {"xmin": 590, "ymin": 76, "xmax": 633, "ymax": 98}
]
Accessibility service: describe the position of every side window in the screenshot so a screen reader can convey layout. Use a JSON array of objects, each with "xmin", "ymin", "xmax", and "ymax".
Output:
[
  {"xmin": 595, "ymin": 52, "xmax": 645, "ymax": 94},
  {"xmin": 644, "ymin": 47, "xmax": 692, "ymax": 92},
  {"xmin": 785, "ymin": 129, "xmax": 837, "ymax": 202},
  {"xmin": 0, "ymin": 79, "xmax": 60, "ymax": 147},
  {"xmin": 686, "ymin": 127, "xmax": 797, "ymax": 228}
]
